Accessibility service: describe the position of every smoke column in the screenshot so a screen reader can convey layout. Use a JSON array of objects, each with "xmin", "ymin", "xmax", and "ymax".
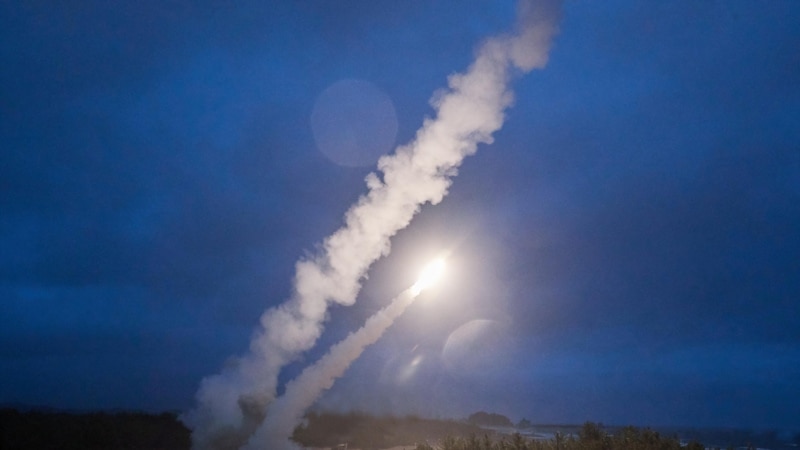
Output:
[
  {"xmin": 183, "ymin": 1, "xmax": 561, "ymax": 449},
  {"xmin": 243, "ymin": 288, "xmax": 418, "ymax": 450}
]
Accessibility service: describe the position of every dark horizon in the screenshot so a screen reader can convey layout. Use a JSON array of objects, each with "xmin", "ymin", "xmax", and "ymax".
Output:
[
  {"xmin": 2, "ymin": 403, "xmax": 798, "ymax": 437},
  {"xmin": 1, "ymin": 407, "xmax": 798, "ymax": 450}
]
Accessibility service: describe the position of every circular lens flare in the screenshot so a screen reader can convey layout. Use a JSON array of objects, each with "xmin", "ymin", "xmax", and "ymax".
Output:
[{"xmin": 411, "ymin": 258, "xmax": 445, "ymax": 296}]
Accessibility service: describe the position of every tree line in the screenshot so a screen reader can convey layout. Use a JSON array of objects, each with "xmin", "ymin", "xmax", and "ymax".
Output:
[
  {"xmin": 0, "ymin": 408, "xmax": 189, "ymax": 450},
  {"xmin": 414, "ymin": 422, "xmax": 704, "ymax": 450}
]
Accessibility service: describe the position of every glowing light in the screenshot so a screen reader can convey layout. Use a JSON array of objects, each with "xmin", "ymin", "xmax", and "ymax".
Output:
[{"xmin": 411, "ymin": 258, "xmax": 446, "ymax": 296}]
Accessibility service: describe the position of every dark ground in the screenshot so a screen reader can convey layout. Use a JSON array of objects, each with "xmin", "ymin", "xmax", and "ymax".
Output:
[
  {"xmin": 0, "ymin": 408, "xmax": 190, "ymax": 449},
  {"xmin": 1, "ymin": 408, "xmax": 797, "ymax": 450}
]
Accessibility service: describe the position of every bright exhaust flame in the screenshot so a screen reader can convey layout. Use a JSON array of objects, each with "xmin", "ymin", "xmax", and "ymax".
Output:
[
  {"xmin": 243, "ymin": 259, "xmax": 444, "ymax": 449},
  {"xmin": 411, "ymin": 258, "xmax": 446, "ymax": 296}
]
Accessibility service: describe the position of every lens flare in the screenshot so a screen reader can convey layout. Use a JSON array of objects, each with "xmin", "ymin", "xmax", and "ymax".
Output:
[{"xmin": 411, "ymin": 258, "xmax": 446, "ymax": 296}]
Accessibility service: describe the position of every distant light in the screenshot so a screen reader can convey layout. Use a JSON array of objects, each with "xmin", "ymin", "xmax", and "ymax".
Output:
[{"xmin": 411, "ymin": 258, "xmax": 446, "ymax": 296}]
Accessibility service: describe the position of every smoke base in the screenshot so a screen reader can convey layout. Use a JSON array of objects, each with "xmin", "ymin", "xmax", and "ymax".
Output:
[{"xmin": 243, "ymin": 289, "xmax": 417, "ymax": 450}]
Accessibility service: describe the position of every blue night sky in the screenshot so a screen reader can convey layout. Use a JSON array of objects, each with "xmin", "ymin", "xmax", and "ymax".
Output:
[{"xmin": 2, "ymin": 1, "xmax": 799, "ymax": 430}]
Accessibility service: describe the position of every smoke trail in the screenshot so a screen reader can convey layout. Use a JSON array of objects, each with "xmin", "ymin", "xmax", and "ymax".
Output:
[
  {"xmin": 243, "ymin": 288, "xmax": 418, "ymax": 450},
  {"xmin": 183, "ymin": 1, "xmax": 561, "ymax": 449}
]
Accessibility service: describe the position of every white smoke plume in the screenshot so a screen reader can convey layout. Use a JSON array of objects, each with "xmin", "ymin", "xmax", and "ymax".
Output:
[
  {"xmin": 243, "ymin": 288, "xmax": 418, "ymax": 450},
  {"xmin": 182, "ymin": 1, "xmax": 561, "ymax": 449}
]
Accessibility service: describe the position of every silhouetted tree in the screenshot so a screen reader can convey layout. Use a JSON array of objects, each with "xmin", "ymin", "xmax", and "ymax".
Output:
[
  {"xmin": 686, "ymin": 440, "xmax": 704, "ymax": 450},
  {"xmin": 468, "ymin": 411, "xmax": 515, "ymax": 428},
  {"xmin": 510, "ymin": 432, "xmax": 527, "ymax": 450}
]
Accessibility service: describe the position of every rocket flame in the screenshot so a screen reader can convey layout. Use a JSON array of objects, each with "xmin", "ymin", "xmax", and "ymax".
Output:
[{"xmin": 411, "ymin": 258, "xmax": 446, "ymax": 296}]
